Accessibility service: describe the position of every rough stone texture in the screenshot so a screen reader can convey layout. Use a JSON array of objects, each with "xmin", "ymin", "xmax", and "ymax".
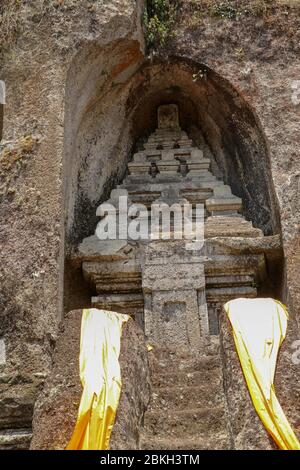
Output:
[
  {"xmin": 0, "ymin": 429, "xmax": 32, "ymax": 450},
  {"xmin": 219, "ymin": 309, "xmax": 275, "ymax": 450},
  {"xmin": 110, "ymin": 317, "xmax": 150, "ymax": 450},
  {"xmin": 219, "ymin": 307, "xmax": 300, "ymax": 449},
  {"xmin": 140, "ymin": 342, "xmax": 232, "ymax": 450},
  {"xmin": 1, "ymin": 0, "xmax": 300, "ymax": 451},
  {"xmin": 142, "ymin": 241, "xmax": 207, "ymax": 351},
  {"xmin": 30, "ymin": 310, "xmax": 150, "ymax": 450},
  {"xmin": 0, "ymin": 0, "xmax": 145, "ymax": 442},
  {"xmin": 275, "ymin": 316, "xmax": 300, "ymax": 442}
]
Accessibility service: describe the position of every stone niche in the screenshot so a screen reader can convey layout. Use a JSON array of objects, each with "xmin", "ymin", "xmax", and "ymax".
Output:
[
  {"xmin": 73, "ymin": 103, "xmax": 283, "ymax": 352},
  {"xmin": 59, "ymin": 47, "xmax": 288, "ymax": 448},
  {"xmin": 30, "ymin": 102, "xmax": 288, "ymax": 452},
  {"xmin": 157, "ymin": 104, "xmax": 180, "ymax": 129},
  {"xmin": 64, "ymin": 58, "xmax": 281, "ymax": 313},
  {"xmin": 60, "ymin": 53, "xmax": 285, "ymax": 447}
]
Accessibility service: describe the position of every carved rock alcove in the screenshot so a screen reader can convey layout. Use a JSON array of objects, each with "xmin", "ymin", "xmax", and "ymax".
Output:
[
  {"xmin": 73, "ymin": 103, "xmax": 282, "ymax": 351},
  {"xmin": 61, "ymin": 56, "xmax": 286, "ymax": 450},
  {"xmin": 64, "ymin": 57, "xmax": 283, "ymax": 318}
]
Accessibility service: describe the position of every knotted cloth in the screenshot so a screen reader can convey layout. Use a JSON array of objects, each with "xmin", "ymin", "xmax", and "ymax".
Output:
[
  {"xmin": 224, "ymin": 298, "xmax": 300, "ymax": 450},
  {"xmin": 66, "ymin": 309, "xmax": 129, "ymax": 450}
]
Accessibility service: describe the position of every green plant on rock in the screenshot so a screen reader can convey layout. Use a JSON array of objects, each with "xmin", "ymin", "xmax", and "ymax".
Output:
[
  {"xmin": 210, "ymin": 1, "xmax": 239, "ymax": 20},
  {"xmin": 142, "ymin": 0, "xmax": 178, "ymax": 50},
  {"xmin": 192, "ymin": 67, "xmax": 207, "ymax": 81}
]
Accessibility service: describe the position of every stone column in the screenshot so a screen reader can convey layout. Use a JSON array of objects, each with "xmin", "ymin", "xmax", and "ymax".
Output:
[{"xmin": 141, "ymin": 240, "xmax": 209, "ymax": 353}]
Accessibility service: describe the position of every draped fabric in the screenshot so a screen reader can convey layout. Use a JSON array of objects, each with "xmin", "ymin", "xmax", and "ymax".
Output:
[
  {"xmin": 66, "ymin": 309, "xmax": 129, "ymax": 450},
  {"xmin": 224, "ymin": 298, "xmax": 300, "ymax": 450}
]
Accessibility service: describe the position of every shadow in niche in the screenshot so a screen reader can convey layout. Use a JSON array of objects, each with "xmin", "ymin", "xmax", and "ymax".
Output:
[
  {"xmin": 62, "ymin": 52, "xmax": 284, "ymax": 314},
  {"xmin": 128, "ymin": 57, "xmax": 282, "ymax": 237},
  {"xmin": 64, "ymin": 259, "xmax": 93, "ymax": 314}
]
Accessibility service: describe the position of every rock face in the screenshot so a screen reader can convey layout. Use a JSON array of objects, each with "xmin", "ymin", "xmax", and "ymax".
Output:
[
  {"xmin": 140, "ymin": 341, "xmax": 232, "ymax": 450},
  {"xmin": 1, "ymin": 0, "xmax": 300, "ymax": 451},
  {"xmin": 30, "ymin": 311, "xmax": 150, "ymax": 450},
  {"xmin": 219, "ymin": 308, "xmax": 300, "ymax": 449},
  {"xmin": 0, "ymin": 0, "xmax": 146, "ymax": 446}
]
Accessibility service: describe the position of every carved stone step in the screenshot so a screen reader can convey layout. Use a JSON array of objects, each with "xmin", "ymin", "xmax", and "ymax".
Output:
[
  {"xmin": 140, "ymin": 434, "xmax": 230, "ymax": 450},
  {"xmin": 148, "ymin": 349, "xmax": 221, "ymax": 375},
  {"xmin": 144, "ymin": 406, "xmax": 228, "ymax": 436},
  {"xmin": 205, "ymin": 216, "xmax": 263, "ymax": 238},
  {"xmin": 149, "ymin": 384, "xmax": 224, "ymax": 410},
  {"xmin": 150, "ymin": 367, "xmax": 222, "ymax": 388},
  {"xmin": 0, "ymin": 383, "xmax": 37, "ymax": 429},
  {"xmin": 0, "ymin": 429, "xmax": 32, "ymax": 450}
]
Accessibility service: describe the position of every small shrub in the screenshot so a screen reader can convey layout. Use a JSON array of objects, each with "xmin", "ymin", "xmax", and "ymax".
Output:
[
  {"xmin": 0, "ymin": 135, "xmax": 38, "ymax": 172},
  {"xmin": 210, "ymin": 1, "xmax": 239, "ymax": 20},
  {"xmin": 143, "ymin": 0, "xmax": 178, "ymax": 50}
]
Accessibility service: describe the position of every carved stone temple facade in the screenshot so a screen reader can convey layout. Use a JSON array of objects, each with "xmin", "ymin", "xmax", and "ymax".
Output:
[
  {"xmin": 77, "ymin": 104, "xmax": 274, "ymax": 352},
  {"xmin": 63, "ymin": 104, "xmax": 286, "ymax": 449},
  {"xmin": 62, "ymin": 104, "xmax": 285, "ymax": 449},
  {"xmin": 4, "ymin": 0, "xmax": 300, "ymax": 450},
  {"xmin": 28, "ymin": 104, "xmax": 285, "ymax": 451}
]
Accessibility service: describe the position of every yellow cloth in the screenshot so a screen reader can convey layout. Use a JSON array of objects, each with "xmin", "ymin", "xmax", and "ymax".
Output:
[
  {"xmin": 66, "ymin": 308, "xmax": 129, "ymax": 450},
  {"xmin": 224, "ymin": 298, "xmax": 300, "ymax": 450}
]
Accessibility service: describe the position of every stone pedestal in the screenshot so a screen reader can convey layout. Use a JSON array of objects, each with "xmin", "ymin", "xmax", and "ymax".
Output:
[
  {"xmin": 141, "ymin": 240, "xmax": 209, "ymax": 352},
  {"xmin": 128, "ymin": 152, "xmax": 151, "ymax": 176},
  {"xmin": 206, "ymin": 185, "xmax": 242, "ymax": 216}
]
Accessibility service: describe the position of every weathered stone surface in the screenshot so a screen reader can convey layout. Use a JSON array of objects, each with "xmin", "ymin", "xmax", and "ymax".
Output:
[
  {"xmin": 140, "ymin": 344, "xmax": 231, "ymax": 450},
  {"xmin": 275, "ymin": 317, "xmax": 300, "ymax": 443},
  {"xmin": 0, "ymin": 0, "xmax": 146, "ymax": 443},
  {"xmin": 206, "ymin": 185, "xmax": 242, "ymax": 216},
  {"xmin": 205, "ymin": 216, "xmax": 263, "ymax": 238},
  {"xmin": 219, "ymin": 308, "xmax": 275, "ymax": 450},
  {"xmin": 1, "ymin": 0, "xmax": 300, "ymax": 452},
  {"xmin": 219, "ymin": 307, "xmax": 300, "ymax": 449},
  {"xmin": 30, "ymin": 310, "xmax": 150, "ymax": 450},
  {"xmin": 157, "ymin": 104, "xmax": 179, "ymax": 129},
  {"xmin": 0, "ymin": 429, "xmax": 32, "ymax": 450},
  {"xmin": 78, "ymin": 237, "xmax": 129, "ymax": 259},
  {"xmin": 142, "ymin": 240, "xmax": 208, "ymax": 351},
  {"xmin": 110, "ymin": 319, "xmax": 150, "ymax": 450}
]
